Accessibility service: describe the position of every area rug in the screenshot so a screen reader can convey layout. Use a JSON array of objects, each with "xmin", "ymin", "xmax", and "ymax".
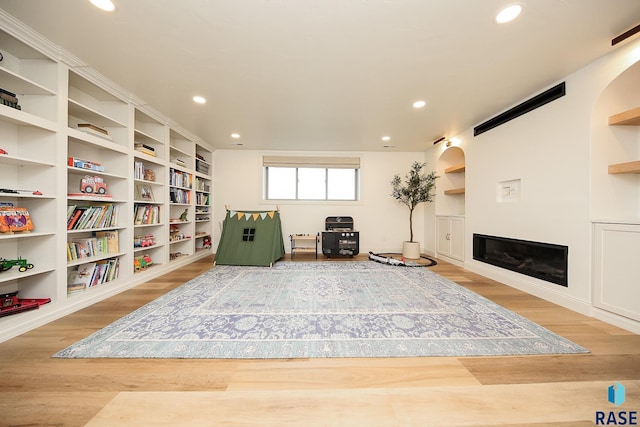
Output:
[{"xmin": 53, "ymin": 262, "xmax": 589, "ymax": 358}]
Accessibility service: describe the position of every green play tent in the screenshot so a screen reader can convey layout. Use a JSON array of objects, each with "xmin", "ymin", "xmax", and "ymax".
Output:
[{"xmin": 214, "ymin": 209, "xmax": 285, "ymax": 267}]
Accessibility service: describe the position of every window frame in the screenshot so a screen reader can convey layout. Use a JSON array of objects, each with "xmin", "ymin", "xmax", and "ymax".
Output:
[{"xmin": 262, "ymin": 156, "xmax": 361, "ymax": 202}]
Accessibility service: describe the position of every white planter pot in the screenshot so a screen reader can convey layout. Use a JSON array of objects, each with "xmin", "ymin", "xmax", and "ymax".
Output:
[{"xmin": 402, "ymin": 241, "xmax": 421, "ymax": 259}]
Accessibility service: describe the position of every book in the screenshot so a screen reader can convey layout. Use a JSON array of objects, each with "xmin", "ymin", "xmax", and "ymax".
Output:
[
  {"xmin": 0, "ymin": 87, "xmax": 17, "ymax": 98},
  {"xmin": 77, "ymin": 123, "xmax": 108, "ymax": 135},
  {"xmin": 68, "ymin": 157, "xmax": 105, "ymax": 172},
  {"xmin": 0, "ymin": 207, "xmax": 34, "ymax": 233},
  {"xmin": 68, "ymin": 262, "xmax": 97, "ymax": 289},
  {"xmin": 67, "ymin": 207, "xmax": 86, "ymax": 230},
  {"xmin": 95, "ymin": 230, "xmax": 119, "ymax": 253},
  {"xmin": 77, "ymin": 126, "xmax": 112, "ymax": 140}
]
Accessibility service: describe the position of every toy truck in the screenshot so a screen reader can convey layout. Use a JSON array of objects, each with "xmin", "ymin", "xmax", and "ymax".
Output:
[{"xmin": 80, "ymin": 175, "xmax": 107, "ymax": 194}]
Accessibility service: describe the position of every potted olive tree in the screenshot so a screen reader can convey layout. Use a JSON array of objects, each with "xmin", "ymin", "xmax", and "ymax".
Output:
[{"xmin": 390, "ymin": 161, "xmax": 438, "ymax": 259}]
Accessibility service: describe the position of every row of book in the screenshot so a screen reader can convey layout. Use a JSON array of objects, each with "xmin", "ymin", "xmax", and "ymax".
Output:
[
  {"xmin": 67, "ymin": 204, "xmax": 119, "ymax": 230},
  {"xmin": 1, "ymin": 88, "xmax": 21, "ymax": 111},
  {"xmin": 169, "ymin": 168, "xmax": 192, "ymax": 188},
  {"xmin": 67, "ymin": 230, "xmax": 119, "ymax": 262},
  {"xmin": 195, "ymin": 192, "xmax": 210, "ymax": 206},
  {"xmin": 67, "ymin": 258, "xmax": 120, "ymax": 294},
  {"xmin": 195, "ymin": 177, "xmax": 210, "ymax": 192},
  {"xmin": 170, "ymin": 188, "xmax": 191, "ymax": 204},
  {"xmin": 134, "ymin": 204, "xmax": 160, "ymax": 225}
]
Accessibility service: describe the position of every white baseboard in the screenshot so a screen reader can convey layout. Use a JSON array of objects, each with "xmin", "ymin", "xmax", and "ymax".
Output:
[
  {"xmin": 465, "ymin": 261, "xmax": 592, "ymax": 315},
  {"xmin": 465, "ymin": 260, "xmax": 640, "ymax": 334}
]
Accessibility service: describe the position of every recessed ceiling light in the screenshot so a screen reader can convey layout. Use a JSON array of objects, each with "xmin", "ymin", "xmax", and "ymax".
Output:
[
  {"xmin": 496, "ymin": 4, "xmax": 522, "ymax": 24},
  {"xmin": 192, "ymin": 96, "xmax": 206, "ymax": 104},
  {"xmin": 381, "ymin": 136, "xmax": 391, "ymax": 141},
  {"xmin": 413, "ymin": 100, "xmax": 426, "ymax": 109},
  {"xmin": 231, "ymin": 133, "xmax": 240, "ymax": 139},
  {"xmin": 89, "ymin": 0, "xmax": 115, "ymax": 12}
]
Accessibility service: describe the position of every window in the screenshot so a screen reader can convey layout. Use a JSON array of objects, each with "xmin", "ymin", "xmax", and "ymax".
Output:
[
  {"xmin": 263, "ymin": 156, "xmax": 360, "ymax": 201},
  {"xmin": 242, "ymin": 228, "xmax": 256, "ymax": 242}
]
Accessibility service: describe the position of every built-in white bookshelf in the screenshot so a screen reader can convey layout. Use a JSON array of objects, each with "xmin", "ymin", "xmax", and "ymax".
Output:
[{"xmin": 0, "ymin": 16, "xmax": 214, "ymax": 342}]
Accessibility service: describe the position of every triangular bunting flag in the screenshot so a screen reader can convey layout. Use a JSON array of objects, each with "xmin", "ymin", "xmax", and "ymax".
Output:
[
  {"xmin": 268, "ymin": 211, "xmax": 275, "ymax": 219},
  {"xmin": 245, "ymin": 213, "xmax": 251, "ymax": 221},
  {"xmin": 260, "ymin": 212, "xmax": 268, "ymax": 220},
  {"xmin": 229, "ymin": 210, "xmax": 237, "ymax": 218},
  {"xmin": 252, "ymin": 213, "xmax": 260, "ymax": 221},
  {"xmin": 237, "ymin": 212, "xmax": 245, "ymax": 220}
]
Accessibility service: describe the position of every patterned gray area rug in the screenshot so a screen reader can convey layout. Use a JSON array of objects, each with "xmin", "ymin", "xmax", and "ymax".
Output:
[{"xmin": 53, "ymin": 262, "xmax": 589, "ymax": 358}]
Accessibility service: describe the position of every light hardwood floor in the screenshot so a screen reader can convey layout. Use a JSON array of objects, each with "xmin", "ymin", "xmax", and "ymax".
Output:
[{"xmin": 0, "ymin": 254, "xmax": 638, "ymax": 426}]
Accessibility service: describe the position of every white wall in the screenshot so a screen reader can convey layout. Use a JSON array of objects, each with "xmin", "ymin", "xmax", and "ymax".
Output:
[
  {"xmin": 422, "ymin": 38, "xmax": 640, "ymax": 333},
  {"xmin": 213, "ymin": 150, "xmax": 430, "ymax": 254}
]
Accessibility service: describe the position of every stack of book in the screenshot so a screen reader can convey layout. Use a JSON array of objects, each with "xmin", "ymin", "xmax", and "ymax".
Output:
[
  {"xmin": 76, "ymin": 123, "xmax": 112, "ymax": 140},
  {"xmin": 1, "ymin": 88, "xmax": 21, "ymax": 110},
  {"xmin": 135, "ymin": 143, "xmax": 156, "ymax": 156},
  {"xmin": 196, "ymin": 158, "xmax": 209, "ymax": 174},
  {"xmin": 172, "ymin": 158, "xmax": 186, "ymax": 167}
]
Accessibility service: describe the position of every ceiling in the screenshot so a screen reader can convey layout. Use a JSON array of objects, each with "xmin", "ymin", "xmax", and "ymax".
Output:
[{"xmin": 1, "ymin": 1, "xmax": 639, "ymax": 152}]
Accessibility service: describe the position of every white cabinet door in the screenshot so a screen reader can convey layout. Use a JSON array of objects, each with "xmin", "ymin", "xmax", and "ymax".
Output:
[
  {"xmin": 593, "ymin": 223, "xmax": 640, "ymax": 322},
  {"xmin": 449, "ymin": 217, "xmax": 465, "ymax": 261},
  {"xmin": 437, "ymin": 217, "xmax": 452, "ymax": 257},
  {"xmin": 436, "ymin": 216, "xmax": 464, "ymax": 262}
]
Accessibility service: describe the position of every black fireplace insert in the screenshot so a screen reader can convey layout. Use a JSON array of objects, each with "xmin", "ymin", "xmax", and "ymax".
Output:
[{"xmin": 473, "ymin": 234, "xmax": 568, "ymax": 286}]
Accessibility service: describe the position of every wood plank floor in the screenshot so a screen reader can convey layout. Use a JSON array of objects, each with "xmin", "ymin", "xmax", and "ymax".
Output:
[{"xmin": 0, "ymin": 254, "xmax": 638, "ymax": 426}]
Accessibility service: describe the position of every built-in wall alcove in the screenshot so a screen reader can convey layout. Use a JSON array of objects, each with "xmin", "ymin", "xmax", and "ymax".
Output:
[
  {"xmin": 590, "ymin": 56, "xmax": 640, "ymax": 328},
  {"xmin": 590, "ymin": 59, "xmax": 640, "ymax": 221},
  {"xmin": 436, "ymin": 146, "xmax": 465, "ymax": 216}
]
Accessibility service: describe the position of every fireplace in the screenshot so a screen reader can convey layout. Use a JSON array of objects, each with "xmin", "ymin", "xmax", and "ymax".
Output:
[{"xmin": 473, "ymin": 234, "xmax": 568, "ymax": 286}]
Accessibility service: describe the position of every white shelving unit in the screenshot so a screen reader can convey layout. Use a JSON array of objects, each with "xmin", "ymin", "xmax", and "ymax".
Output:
[{"xmin": 0, "ymin": 17, "xmax": 214, "ymax": 342}]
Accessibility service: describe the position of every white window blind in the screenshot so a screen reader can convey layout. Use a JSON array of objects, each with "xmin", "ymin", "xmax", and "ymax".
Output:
[{"xmin": 262, "ymin": 156, "xmax": 360, "ymax": 169}]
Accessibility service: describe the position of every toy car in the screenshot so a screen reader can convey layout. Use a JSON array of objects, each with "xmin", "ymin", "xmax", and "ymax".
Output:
[
  {"xmin": 80, "ymin": 175, "xmax": 107, "ymax": 194},
  {"xmin": 0, "ymin": 257, "xmax": 34, "ymax": 272},
  {"xmin": 134, "ymin": 235, "xmax": 156, "ymax": 248}
]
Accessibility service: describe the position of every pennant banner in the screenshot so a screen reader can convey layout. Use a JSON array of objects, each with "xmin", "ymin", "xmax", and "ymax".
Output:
[{"xmin": 230, "ymin": 211, "xmax": 277, "ymax": 221}]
